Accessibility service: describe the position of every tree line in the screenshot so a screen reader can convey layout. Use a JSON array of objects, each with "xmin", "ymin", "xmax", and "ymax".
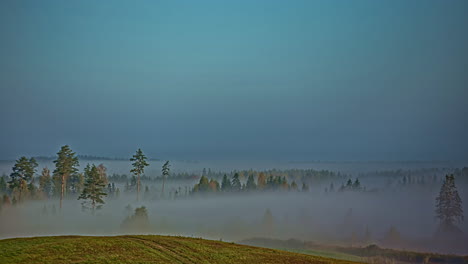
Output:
[{"xmin": 0, "ymin": 146, "xmax": 167, "ymax": 213}]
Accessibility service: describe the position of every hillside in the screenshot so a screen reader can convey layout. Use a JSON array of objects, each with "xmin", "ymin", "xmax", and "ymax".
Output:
[
  {"xmin": 0, "ymin": 235, "xmax": 362, "ymax": 264},
  {"xmin": 240, "ymin": 238, "xmax": 468, "ymax": 264}
]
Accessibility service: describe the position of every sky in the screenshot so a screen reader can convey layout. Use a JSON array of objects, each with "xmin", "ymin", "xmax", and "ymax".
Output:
[{"xmin": 0, "ymin": 0, "xmax": 467, "ymax": 161}]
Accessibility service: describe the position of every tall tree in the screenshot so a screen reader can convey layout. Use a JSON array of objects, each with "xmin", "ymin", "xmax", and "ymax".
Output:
[
  {"xmin": 246, "ymin": 174, "xmax": 257, "ymax": 191},
  {"xmin": 53, "ymin": 145, "xmax": 79, "ymax": 209},
  {"xmin": 231, "ymin": 173, "xmax": 241, "ymax": 192},
  {"xmin": 9, "ymin": 157, "xmax": 38, "ymax": 202},
  {"xmin": 435, "ymin": 174, "xmax": 464, "ymax": 230},
  {"xmin": 78, "ymin": 164, "xmax": 107, "ymax": 213},
  {"xmin": 130, "ymin": 148, "xmax": 149, "ymax": 201},
  {"xmin": 161, "ymin": 161, "xmax": 170, "ymax": 198},
  {"xmin": 221, "ymin": 174, "xmax": 231, "ymax": 192},
  {"xmin": 38, "ymin": 167, "xmax": 52, "ymax": 198},
  {"xmin": 352, "ymin": 179, "xmax": 361, "ymax": 190}
]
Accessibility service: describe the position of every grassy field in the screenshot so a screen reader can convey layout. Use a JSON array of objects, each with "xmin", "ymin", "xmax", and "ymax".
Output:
[
  {"xmin": 240, "ymin": 238, "xmax": 468, "ymax": 264},
  {"xmin": 0, "ymin": 235, "xmax": 363, "ymax": 264}
]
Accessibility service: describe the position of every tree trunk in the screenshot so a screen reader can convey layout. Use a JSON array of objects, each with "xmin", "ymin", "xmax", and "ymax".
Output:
[
  {"xmin": 137, "ymin": 174, "xmax": 140, "ymax": 201},
  {"xmin": 19, "ymin": 179, "xmax": 23, "ymax": 203},
  {"xmin": 162, "ymin": 176, "xmax": 165, "ymax": 198},
  {"xmin": 60, "ymin": 174, "xmax": 65, "ymax": 209}
]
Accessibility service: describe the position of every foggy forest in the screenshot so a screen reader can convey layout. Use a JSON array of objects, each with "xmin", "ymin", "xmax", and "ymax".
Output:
[
  {"xmin": 1, "ymin": 1, "xmax": 467, "ymax": 264},
  {"xmin": 1, "ymin": 146, "xmax": 467, "ymax": 260}
]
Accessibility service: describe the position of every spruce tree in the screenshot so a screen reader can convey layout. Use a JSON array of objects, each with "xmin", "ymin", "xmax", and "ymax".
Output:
[
  {"xmin": 352, "ymin": 178, "xmax": 361, "ymax": 190},
  {"xmin": 130, "ymin": 148, "xmax": 149, "ymax": 201},
  {"xmin": 53, "ymin": 145, "xmax": 79, "ymax": 209},
  {"xmin": 221, "ymin": 174, "xmax": 231, "ymax": 192},
  {"xmin": 78, "ymin": 164, "xmax": 107, "ymax": 213},
  {"xmin": 246, "ymin": 174, "xmax": 257, "ymax": 191},
  {"xmin": 9, "ymin": 156, "xmax": 38, "ymax": 202},
  {"xmin": 231, "ymin": 173, "xmax": 241, "ymax": 191},
  {"xmin": 346, "ymin": 179, "xmax": 353, "ymax": 189},
  {"xmin": 435, "ymin": 174, "xmax": 464, "ymax": 230}
]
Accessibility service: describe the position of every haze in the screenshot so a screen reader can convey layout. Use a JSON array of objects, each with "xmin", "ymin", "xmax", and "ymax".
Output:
[{"xmin": 1, "ymin": 0, "xmax": 468, "ymax": 161}]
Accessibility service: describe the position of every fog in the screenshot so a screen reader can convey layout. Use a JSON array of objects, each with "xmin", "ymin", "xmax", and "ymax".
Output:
[{"xmin": 1, "ymin": 160, "xmax": 467, "ymax": 255}]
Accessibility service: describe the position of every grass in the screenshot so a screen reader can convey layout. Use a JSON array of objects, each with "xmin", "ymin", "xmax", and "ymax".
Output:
[
  {"xmin": 0, "ymin": 235, "xmax": 363, "ymax": 264},
  {"xmin": 239, "ymin": 238, "xmax": 468, "ymax": 264},
  {"xmin": 277, "ymin": 248, "xmax": 364, "ymax": 263}
]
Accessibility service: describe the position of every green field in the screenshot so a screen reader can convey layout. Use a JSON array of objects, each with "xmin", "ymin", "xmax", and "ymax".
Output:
[{"xmin": 0, "ymin": 235, "xmax": 363, "ymax": 264}]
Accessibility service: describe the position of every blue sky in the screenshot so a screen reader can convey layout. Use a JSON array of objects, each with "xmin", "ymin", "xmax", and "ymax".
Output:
[{"xmin": 0, "ymin": 0, "xmax": 467, "ymax": 160}]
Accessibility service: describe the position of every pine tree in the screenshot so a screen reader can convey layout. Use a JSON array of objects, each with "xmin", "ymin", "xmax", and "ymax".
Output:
[
  {"xmin": 346, "ymin": 179, "xmax": 353, "ymax": 189},
  {"xmin": 231, "ymin": 173, "xmax": 241, "ymax": 191},
  {"xmin": 53, "ymin": 145, "xmax": 79, "ymax": 209},
  {"xmin": 78, "ymin": 164, "xmax": 107, "ymax": 213},
  {"xmin": 161, "ymin": 161, "xmax": 170, "ymax": 198},
  {"xmin": 221, "ymin": 174, "xmax": 231, "ymax": 192},
  {"xmin": 130, "ymin": 148, "xmax": 149, "ymax": 201},
  {"xmin": 9, "ymin": 156, "xmax": 38, "ymax": 202},
  {"xmin": 352, "ymin": 178, "xmax": 361, "ymax": 190},
  {"xmin": 39, "ymin": 167, "xmax": 52, "ymax": 198},
  {"xmin": 246, "ymin": 174, "xmax": 257, "ymax": 191},
  {"xmin": 435, "ymin": 174, "xmax": 464, "ymax": 230}
]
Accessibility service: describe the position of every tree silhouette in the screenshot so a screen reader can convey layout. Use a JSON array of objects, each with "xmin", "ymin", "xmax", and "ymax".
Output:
[
  {"xmin": 161, "ymin": 161, "xmax": 170, "ymax": 198},
  {"xmin": 221, "ymin": 174, "xmax": 231, "ymax": 192},
  {"xmin": 78, "ymin": 164, "xmax": 107, "ymax": 213},
  {"xmin": 231, "ymin": 173, "xmax": 241, "ymax": 191},
  {"xmin": 53, "ymin": 145, "xmax": 79, "ymax": 209},
  {"xmin": 246, "ymin": 174, "xmax": 257, "ymax": 191},
  {"xmin": 9, "ymin": 156, "xmax": 38, "ymax": 202},
  {"xmin": 435, "ymin": 174, "xmax": 464, "ymax": 232},
  {"xmin": 130, "ymin": 148, "xmax": 149, "ymax": 201}
]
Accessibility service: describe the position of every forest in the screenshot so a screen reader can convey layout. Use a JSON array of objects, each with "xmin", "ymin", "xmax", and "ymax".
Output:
[{"xmin": 0, "ymin": 145, "xmax": 466, "ymax": 262}]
